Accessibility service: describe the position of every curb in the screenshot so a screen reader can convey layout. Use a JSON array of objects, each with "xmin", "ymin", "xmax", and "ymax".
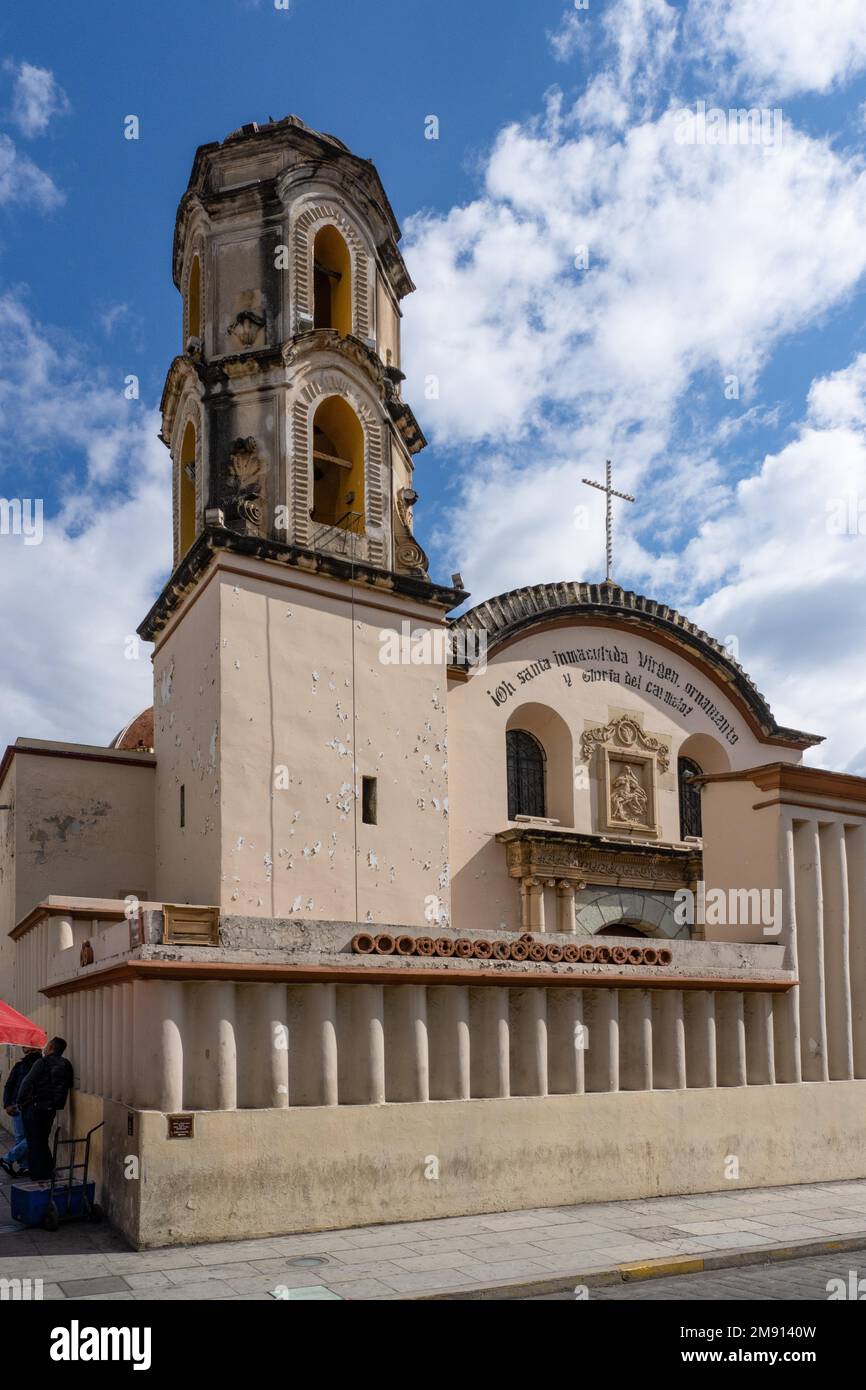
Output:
[{"xmin": 408, "ymin": 1230, "xmax": 866, "ymax": 1301}]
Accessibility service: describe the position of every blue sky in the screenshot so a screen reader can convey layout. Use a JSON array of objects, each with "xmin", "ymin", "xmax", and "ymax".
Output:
[{"xmin": 2, "ymin": 0, "xmax": 866, "ymax": 770}]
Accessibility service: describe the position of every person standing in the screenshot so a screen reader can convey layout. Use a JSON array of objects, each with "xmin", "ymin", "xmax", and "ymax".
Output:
[
  {"xmin": 16, "ymin": 1037, "xmax": 74, "ymax": 1181},
  {"xmin": 1, "ymin": 1046, "xmax": 42, "ymax": 1176}
]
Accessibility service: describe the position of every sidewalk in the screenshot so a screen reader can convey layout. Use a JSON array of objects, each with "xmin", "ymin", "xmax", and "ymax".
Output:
[{"xmin": 2, "ymin": 1167, "xmax": 866, "ymax": 1300}]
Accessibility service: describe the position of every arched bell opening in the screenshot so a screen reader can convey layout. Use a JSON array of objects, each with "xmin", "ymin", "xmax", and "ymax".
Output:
[
  {"xmin": 313, "ymin": 226, "xmax": 352, "ymax": 336},
  {"xmin": 311, "ymin": 396, "xmax": 365, "ymax": 532}
]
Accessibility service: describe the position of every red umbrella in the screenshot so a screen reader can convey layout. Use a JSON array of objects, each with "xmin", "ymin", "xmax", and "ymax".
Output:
[{"xmin": 0, "ymin": 1001, "xmax": 47, "ymax": 1048}]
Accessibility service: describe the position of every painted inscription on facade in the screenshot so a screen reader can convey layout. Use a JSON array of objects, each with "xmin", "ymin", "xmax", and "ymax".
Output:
[{"xmin": 487, "ymin": 642, "xmax": 740, "ymax": 746}]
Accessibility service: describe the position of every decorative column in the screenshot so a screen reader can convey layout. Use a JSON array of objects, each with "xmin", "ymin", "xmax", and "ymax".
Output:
[
  {"xmin": 620, "ymin": 989, "xmax": 652, "ymax": 1091},
  {"xmin": 510, "ymin": 988, "xmax": 548, "ymax": 1096},
  {"xmin": 428, "ymin": 986, "xmax": 471, "ymax": 1100},
  {"xmin": 268, "ymin": 984, "xmax": 291, "ymax": 1108},
  {"xmin": 684, "ymin": 990, "xmax": 717, "ymax": 1088},
  {"xmin": 470, "ymin": 988, "xmax": 509, "ymax": 1098},
  {"xmin": 336, "ymin": 984, "xmax": 385, "ymax": 1105},
  {"xmin": 122, "ymin": 982, "xmax": 135, "ymax": 1105},
  {"xmin": 520, "ymin": 877, "xmax": 545, "ymax": 932},
  {"xmin": 548, "ymin": 988, "xmax": 585, "ymax": 1094},
  {"xmin": 795, "ymin": 820, "xmax": 828, "ymax": 1082},
  {"xmin": 820, "ymin": 822, "xmax": 854, "ymax": 1080},
  {"xmin": 717, "ymin": 991, "xmax": 747, "ymax": 1086},
  {"xmin": 101, "ymin": 988, "xmax": 113, "ymax": 1100},
  {"xmin": 316, "ymin": 984, "xmax": 339, "ymax": 1106},
  {"xmin": 292, "ymin": 984, "xmax": 339, "ymax": 1106},
  {"xmin": 745, "ymin": 991, "xmax": 775, "ymax": 1086},
  {"xmin": 111, "ymin": 984, "xmax": 123, "ymax": 1102},
  {"xmin": 556, "ymin": 881, "xmax": 577, "ymax": 934},
  {"xmin": 384, "ymin": 984, "xmax": 429, "ymax": 1103},
  {"xmin": 847, "ymin": 825, "xmax": 866, "ymax": 1079},
  {"xmin": 653, "ymin": 990, "xmax": 686, "ymax": 1090},
  {"xmin": 586, "ymin": 989, "xmax": 619, "ymax": 1093},
  {"xmin": 775, "ymin": 818, "xmax": 802, "ymax": 1082},
  {"xmin": 131, "ymin": 979, "xmax": 184, "ymax": 1112},
  {"xmin": 215, "ymin": 982, "xmax": 238, "ymax": 1110}
]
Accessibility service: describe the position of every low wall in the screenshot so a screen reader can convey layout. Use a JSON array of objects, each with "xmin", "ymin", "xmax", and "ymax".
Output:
[{"xmin": 94, "ymin": 1081, "xmax": 866, "ymax": 1248}]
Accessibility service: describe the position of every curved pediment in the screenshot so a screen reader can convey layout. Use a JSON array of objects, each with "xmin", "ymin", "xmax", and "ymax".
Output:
[{"xmin": 450, "ymin": 581, "xmax": 821, "ymax": 751}]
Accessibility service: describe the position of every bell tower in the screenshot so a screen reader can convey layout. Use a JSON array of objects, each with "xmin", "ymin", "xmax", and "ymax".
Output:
[
  {"xmin": 141, "ymin": 117, "xmax": 465, "ymax": 927},
  {"xmin": 160, "ymin": 114, "xmax": 430, "ymax": 578}
]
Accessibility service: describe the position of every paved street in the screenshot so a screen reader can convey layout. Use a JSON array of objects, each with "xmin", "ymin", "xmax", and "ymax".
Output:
[
  {"xmin": 529, "ymin": 1251, "xmax": 866, "ymax": 1299},
  {"xmin": 2, "ymin": 1167, "xmax": 866, "ymax": 1300}
]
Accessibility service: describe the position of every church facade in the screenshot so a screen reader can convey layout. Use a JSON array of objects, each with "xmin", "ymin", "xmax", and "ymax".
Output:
[{"xmin": 3, "ymin": 117, "xmax": 866, "ymax": 1248}]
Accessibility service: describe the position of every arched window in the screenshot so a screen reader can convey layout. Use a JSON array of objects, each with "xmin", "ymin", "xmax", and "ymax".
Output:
[
  {"xmin": 507, "ymin": 729, "xmax": 546, "ymax": 820},
  {"xmin": 311, "ymin": 396, "xmax": 364, "ymax": 531},
  {"xmin": 678, "ymin": 756, "xmax": 703, "ymax": 839},
  {"xmin": 187, "ymin": 255, "xmax": 202, "ymax": 342},
  {"xmin": 313, "ymin": 226, "xmax": 352, "ymax": 335},
  {"xmin": 179, "ymin": 420, "xmax": 197, "ymax": 555}
]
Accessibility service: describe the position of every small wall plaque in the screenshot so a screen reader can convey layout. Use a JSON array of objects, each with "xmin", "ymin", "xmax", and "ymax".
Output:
[{"xmin": 167, "ymin": 1114, "xmax": 195, "ymax": 1140}]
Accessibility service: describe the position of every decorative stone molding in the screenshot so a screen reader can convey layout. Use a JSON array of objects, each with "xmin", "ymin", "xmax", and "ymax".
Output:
[
  {"xmin": 394, "ymin": 487, "xmax": 429, "ymax": 577},
  {"xmin": 291, "ymin": 200, "xmax": 371, "ymax": 340},
  {"xmin": 581, "ymin": 715, "xmax": 670, "ymax": 772},
  {"xmin": 170, "ymin": 395, "xmax": 204, "ymax": 565},
  {"xmin": 227, "ymin": 307, "xmax": 266, "ymax": 349},
  {"xmin": 289, "ymin": 369, "xmax": 386, "ymax": 566},
  {"xmin": 449, "ymin": 580, "xmax": 821, "ymax": 749},
  {"xmin": 223, "ymin": 436, "xmax": 264, "ymax": 536},
  {"xmin": 580, "ymin": 716, "xmax": 668, "ymax": 838},
  {"xmin": 181, "ymin": 233, "xmax": 206, "ymax": 353},
  {"xmin": 497, "ymin": 826, "xmax": 701, "ymax": 895}
]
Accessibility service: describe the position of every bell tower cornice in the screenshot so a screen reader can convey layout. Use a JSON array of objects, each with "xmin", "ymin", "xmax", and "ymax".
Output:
[{"xmin": 172, "ymin": 116, "xmax": 413, "ymax": 302}]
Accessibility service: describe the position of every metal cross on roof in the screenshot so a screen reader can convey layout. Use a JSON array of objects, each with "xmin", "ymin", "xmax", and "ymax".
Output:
[{"xmin": 581, "ymin": 460, "xmax": 635, "ymax": 584}]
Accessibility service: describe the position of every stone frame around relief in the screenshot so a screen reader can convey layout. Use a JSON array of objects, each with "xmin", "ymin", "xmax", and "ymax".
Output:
[{"xmin": 600, "ymin": 746, "xmax": 660, "ymax": 838}]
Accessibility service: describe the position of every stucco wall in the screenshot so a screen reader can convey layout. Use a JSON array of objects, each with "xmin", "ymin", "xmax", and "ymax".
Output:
[
  {"xmin": 448, "ymin": 622, "xmax": 801, "ymax": 936},
  {"xmin": 0, "ymin": 750, "xmax": 154, "ymax": 1006},
  {"xmin": 0, "ymin": 758, "xmax": 16, "ymax": 1014},
  {"xmin": 93, "ymin": 1081, "xmax": 866, "ymax": 1248},
  {"xmin": 153, "ymin": 575, "xmax": 222, "ymax": 906},
  {"xmin": 216, "ymin": 564, "xmax": 450, "ymax": 925}
]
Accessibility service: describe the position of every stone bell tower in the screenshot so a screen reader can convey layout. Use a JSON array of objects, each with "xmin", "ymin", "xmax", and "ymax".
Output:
[
  {"xmin": 141, "ymin": 117, "xmax": 465, "ymax": 925},
  {"xmin": 160, "ymin": 114, "xmax": 431, "ymax": 574}
]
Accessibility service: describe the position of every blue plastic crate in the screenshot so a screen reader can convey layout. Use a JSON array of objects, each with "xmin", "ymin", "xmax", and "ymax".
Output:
[{"xmin": 10, "ymin": 1179, "xmax": 95, "ymax": 1226}]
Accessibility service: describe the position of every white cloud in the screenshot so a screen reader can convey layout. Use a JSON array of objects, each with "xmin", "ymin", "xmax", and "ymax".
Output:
[
  {"xmin": 405, "ymin": 110, "xmax": 866, "ymax": 457},
  {"xmin": 669, "ymin": 354, "xmax": 866, "ymax": 772},
  {"xmin": 6, "ymin": 60, "xmax": 70, "ymax": 137},
  {"xmin": 690, "ymin": 0, "xmax": 866, "ymax": 98},
  {"xmin": 548, "ymin": 8, "xmax": 591, "ymax": 64},
  {"xmin": 402, "ymin": 86, "xmax": 866, "ymax": 770},
  {"xmin": 550, "ymin": 0, "xmax": 866, "ymax": 101},
  {"xmin": 0, "ymin": 293, "xmax": 170, "ymax": 754},
  {"xmin": 0, "ymin": 133, "xmax": 62, "ymax": 209}
]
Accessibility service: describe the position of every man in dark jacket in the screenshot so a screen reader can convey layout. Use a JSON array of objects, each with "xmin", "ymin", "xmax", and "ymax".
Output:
[
  {"xmin": 17, "ymin": 1037, "xmax": 74, "ymax": 1180},
  {"xmin": 1, "ymin": 1046, "xmax": 42, "ymax": 1176}
]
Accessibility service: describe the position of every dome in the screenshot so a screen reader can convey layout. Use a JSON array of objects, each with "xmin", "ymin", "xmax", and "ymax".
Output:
[{"xmin": 110, "ymin": 707, "xmax": 154, "ymax": 753}]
